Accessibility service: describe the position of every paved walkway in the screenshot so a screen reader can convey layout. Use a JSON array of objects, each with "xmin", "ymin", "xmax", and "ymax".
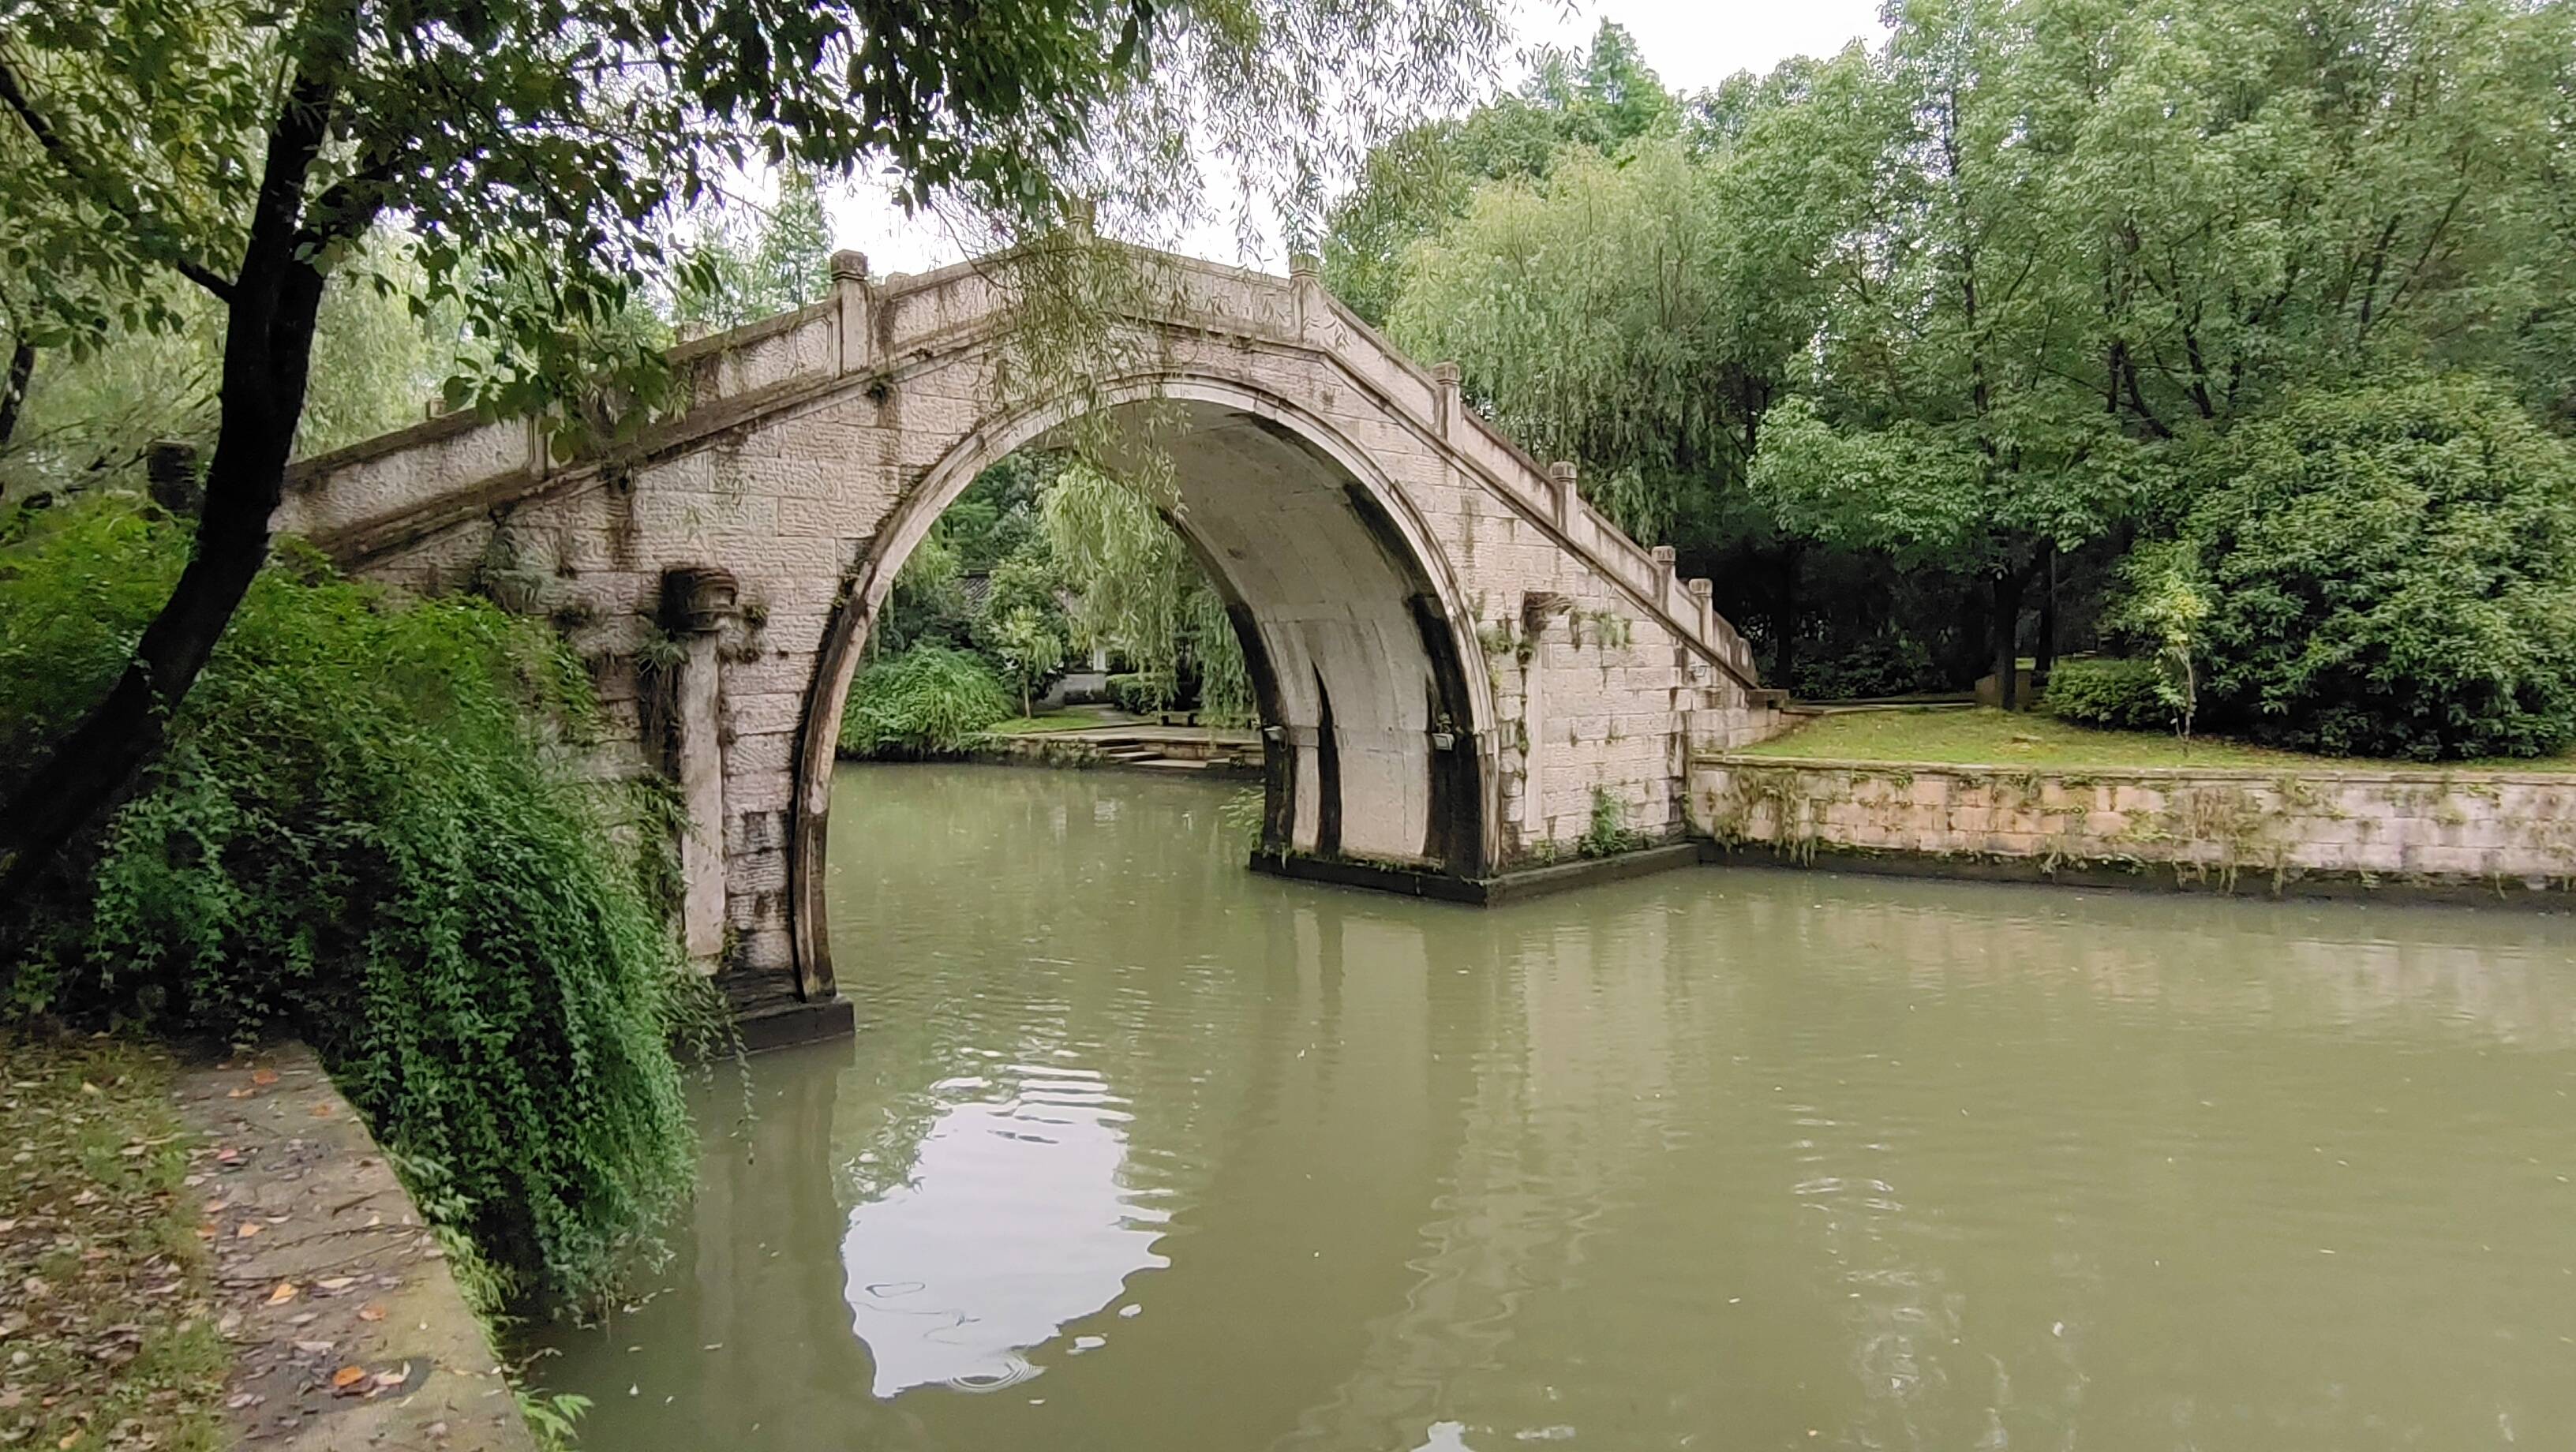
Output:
[{"xmin": 174, "ymin": 1048, "xmax": 536, "ymax": 1451}]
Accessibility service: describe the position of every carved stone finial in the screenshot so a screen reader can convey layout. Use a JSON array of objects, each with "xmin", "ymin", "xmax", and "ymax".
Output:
[
  {"xmin": 1650, "ymin": 544, "xmax": 1676, "ymax": 568},
  {"xmin": 829, "ymin": 250, "xmax": 871, "ymax": 283},
  {"xmin": 1432, "ymin": 361, "xmax": 1461, "ymax": 387},
  {"xmin": 1289, "ymin": 253, "xmax": 1321, "ymax": 280}
]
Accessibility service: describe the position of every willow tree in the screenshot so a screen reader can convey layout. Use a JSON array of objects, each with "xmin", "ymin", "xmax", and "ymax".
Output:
[
  {"xmin": 1039, "ymin": 460, "xmax": 1249, "ymax": 720},
  {"xmin": 1384, "ymin": 47, "xmax": 1888, "ymax": 679},
  {"xmin": 1321, "ymin": 20, "xmax": 1679, "ymax": 326},
  {"xmin": 0, "ymin": 0, "xmax": 1506, "ymax": 904},
  {"xmin": 671, "ymin": 163, "xmax": 836, "ymax": 334}
]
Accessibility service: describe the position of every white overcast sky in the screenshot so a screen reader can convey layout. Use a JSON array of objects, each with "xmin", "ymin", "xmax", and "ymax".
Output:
[{"xmin": 827, "ymin": 0, "xmax": 1889, "ymax": 275}]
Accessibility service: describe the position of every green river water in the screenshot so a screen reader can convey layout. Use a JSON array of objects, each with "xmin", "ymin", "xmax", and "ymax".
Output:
[{"xmin": 533, "ymin": 763, "xmax": 2576, "ymax": 1450}]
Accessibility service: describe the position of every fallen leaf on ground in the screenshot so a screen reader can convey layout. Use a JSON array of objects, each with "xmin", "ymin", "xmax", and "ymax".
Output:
[
  {"xmin": 234, "ymin": 1223, "xmax": 261, "ymax": 1239},
  {"xmin": 331, "ymin": 1365, "xmax": 365, "ymax": 1390},
  {"xmin": 249, "ymin": 1070, "xmax": 278, "ymax": 1087},
  {"xmin": 355, "ymin": 1304, "xmax": 385, "ymax": 1323},
  {"xmin": 264, "ymin": 1282, "xmax": 298, "ymax": 1305}
]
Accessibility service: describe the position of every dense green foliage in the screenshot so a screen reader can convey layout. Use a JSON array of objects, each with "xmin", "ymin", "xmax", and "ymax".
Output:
[
  {"xmin": 1108, "ymin": 671, "xmax": 1178, "ymax": 716},
  {"xmin": 2165, "ymin": 376, "xmax": 2576, "ymax": 758},
  {"xmin": 837, "ymin": 645, "xmax": 1016, "ymax": 758},
  {"xmin": 2042, "ymin": 658, "xmax": 2173, "ymax": 732},
  {"xmin": 1039, "ymin": 460, "xmax": 1250, "ymax": 720},
  {"xmin": 1342, "ymin": 2, "xmax": 2576, "ymax": 747},
  {"xmin": 670, "ymin": 167, "xmax": 836, "ymax": 335},
  {"xmin": 856, "ymin": 449, "xmax": 1253, "ymax": 731},
  {"xmin": 0, "ymin": 500, "xmax": 696, "ymax": 1304}
]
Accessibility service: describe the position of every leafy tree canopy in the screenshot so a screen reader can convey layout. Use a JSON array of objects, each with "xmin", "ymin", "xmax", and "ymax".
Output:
[
  {"xmin": 2162, "ymin": 372, "xmax": 2576, "ymax": 759},
  {"xmin": 1321, "ymin": 19, "xmax": 1679, "ymax": 325}
]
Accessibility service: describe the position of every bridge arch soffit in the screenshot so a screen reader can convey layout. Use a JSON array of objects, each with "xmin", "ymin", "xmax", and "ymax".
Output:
[{"xmin": 789, "ymin": 370, "xmax": 1503, "ymax": 1000}]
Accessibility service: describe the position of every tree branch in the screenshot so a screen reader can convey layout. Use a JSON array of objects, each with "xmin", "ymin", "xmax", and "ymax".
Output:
[{"xmin": 0, "ymin": 53, "xmax": 238, "ymax": 303}]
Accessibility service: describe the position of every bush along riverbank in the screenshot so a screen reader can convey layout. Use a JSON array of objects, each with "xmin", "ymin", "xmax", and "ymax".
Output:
[{"xmin": 1, "ymin": 499, "xmax": 706, "ymax": 1323}]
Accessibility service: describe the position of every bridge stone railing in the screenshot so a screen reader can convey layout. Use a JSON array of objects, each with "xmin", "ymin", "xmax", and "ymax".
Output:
[{"xmin": 281, "ymin": 245, "xmax": 1768, "ymax": 698}]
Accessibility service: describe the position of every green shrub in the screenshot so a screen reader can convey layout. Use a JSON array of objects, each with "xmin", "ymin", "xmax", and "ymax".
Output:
[
  {"xmin": 838, "ymin": 644, "xmax": 1013, "ymax": 757},
  {"xmin": 2041, "ymin": 657, "xmax": 2172, "ymax": 732},
  {"xmin": 1107, "ymin": 669, "xmax": 1176, "ymax": 716},
  {"xmin": 1790, "ymin": 635, "xmax": 1943, "ymax": 701},
  {"xmin": 0, "ymin": 499, "xmax": 695, "ymax": 1307},
  {"xmin": 1576, "ymin": 788, "xmax": 1647, "ymax": 859},
  {"xmin": 2170, "ymin": 375, "xmax": 2576, "ymax": 759}
]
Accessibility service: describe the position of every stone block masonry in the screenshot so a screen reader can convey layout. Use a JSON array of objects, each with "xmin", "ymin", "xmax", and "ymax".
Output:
[{"xmin": 1690, "ymin": 755, "xmax": 2576, "ymax": 900}]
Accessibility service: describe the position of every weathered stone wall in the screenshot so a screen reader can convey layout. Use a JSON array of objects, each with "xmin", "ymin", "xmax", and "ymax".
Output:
[
  {"xmin": 275, "ymin": 248, "xmax": 1788, "ymax": 1018},
  {"xmin": 1690, "ymin": 754, "xmax": 2576, "ymax": 893}
]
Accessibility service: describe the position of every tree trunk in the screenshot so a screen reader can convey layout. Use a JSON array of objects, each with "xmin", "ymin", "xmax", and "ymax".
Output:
[
  {"xmin": 2034, "ymin": 543, "xmax": 2059, "ymax": 689},
  {"xmin": 1770, "ymin": 544, "xmax": 1802, "ymax": 689},
  {"xmin": 0, "ymin": 91, "xmax": 345, "ymax": 908},
  {"xmin": 1991, "ymin": 568, "xmax": 2024, "ymax": 711},
  {"xmin": 0, "ymin": 336, "xmax": 33, "ymax": 462}
]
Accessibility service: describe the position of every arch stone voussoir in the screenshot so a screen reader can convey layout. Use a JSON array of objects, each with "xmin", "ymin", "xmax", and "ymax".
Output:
[{"xmin": 277, "ymin": 245, "xmax": 1788, "ymax": 1038}]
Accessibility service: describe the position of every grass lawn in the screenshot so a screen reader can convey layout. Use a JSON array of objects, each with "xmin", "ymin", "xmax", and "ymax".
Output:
[
  {"xmin": 0, "ymin": 1034, "xmax": 227, "ymax": 1452},
  {"xmin": 1737, "ymin": 707, "xmax": 2576, "ymax": 774}
]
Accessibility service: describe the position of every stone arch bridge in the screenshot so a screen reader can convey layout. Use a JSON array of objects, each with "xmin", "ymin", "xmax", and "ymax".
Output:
[{"xmin": 278, "ymin": 247, "xmax": 1787, "ymax": 1038}]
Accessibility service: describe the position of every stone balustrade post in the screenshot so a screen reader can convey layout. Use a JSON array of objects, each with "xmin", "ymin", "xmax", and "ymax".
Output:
[
  {"xmin": 1688, "ymin": 578, "xmax": 1715, "ymax": 641},
  {"xmin": 1289, "ymin": 253, "xmax": 1322, "ymax": 339},
  {"xmin": 1432, "ymin": 361, "xmax": 1461, "ymax": 438},
  {"xmin": 831, "ymin": 249, "xmax": 873, "ymax": 376},
  {"xmin": 1548, "ymin": 461, "xmax": 1580, "ymax": 533}
]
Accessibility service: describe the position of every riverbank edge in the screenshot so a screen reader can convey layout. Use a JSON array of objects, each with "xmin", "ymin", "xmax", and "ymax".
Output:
[
  {"xmin": 1690, "ymin": 754, "xmax": 2576, "ymax": 907},
  {"xmin": 170, "ymin": 1046, "xmax": 541, "ymax": 1452},
  {"xmin": 970, "ymin": 735, "xmax": 1261, "ymax": 777},
  {"xmin": 1249, "ymin": 842, "xmax": 1702, "ymax": 904}
]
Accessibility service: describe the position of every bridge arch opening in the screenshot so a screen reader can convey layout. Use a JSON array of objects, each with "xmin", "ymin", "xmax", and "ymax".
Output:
[{"xmin": 788, "ymin": 376, "xmax": 1499, "ymax": 999}]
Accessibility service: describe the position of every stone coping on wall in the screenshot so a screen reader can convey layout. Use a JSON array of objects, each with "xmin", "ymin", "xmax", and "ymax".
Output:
[
  {"xmin": 1698, "ymin": 750, "xmax": 2576, "ymax": 788},
  {"xmin": 1688, "ymin": 753, "xmax": 2576, "ymax": 901}
]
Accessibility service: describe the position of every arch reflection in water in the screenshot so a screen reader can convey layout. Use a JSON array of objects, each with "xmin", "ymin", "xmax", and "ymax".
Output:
[{"xmin": 841, "ymin": 1062, "xmax": 1169, "ymax": 1398}]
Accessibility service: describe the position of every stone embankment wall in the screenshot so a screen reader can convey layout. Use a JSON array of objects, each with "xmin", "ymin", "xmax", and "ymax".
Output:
[{"xmin": 1690, "ymin": 755, "xmax": 2576, "ymax": 897}]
